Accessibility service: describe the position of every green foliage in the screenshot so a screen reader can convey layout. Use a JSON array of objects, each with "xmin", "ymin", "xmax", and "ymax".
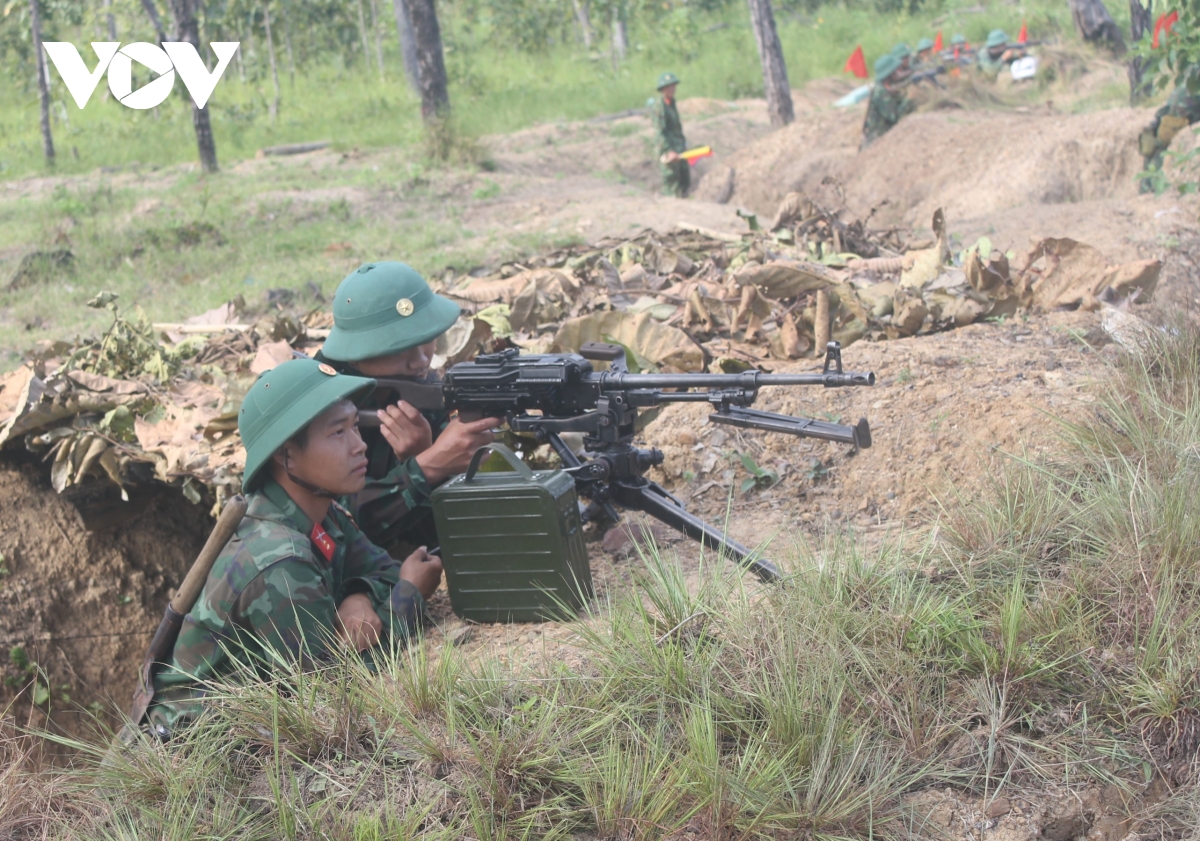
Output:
[{"xmin": 736, "ymin": 451, "xmax": 779, "ymax": 493}]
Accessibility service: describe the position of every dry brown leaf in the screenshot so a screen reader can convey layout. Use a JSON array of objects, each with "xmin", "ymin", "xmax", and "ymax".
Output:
[
  {"xmin": 553, "ymin": 311, "xmax": 703, "ymax": 372},
  {"xmin": 250, "ymin": 340, "xmax": 296, "ymax": 375},
  {"xmin": 735, "ymin": 261, "xmax": 836, "ymax": 299}
]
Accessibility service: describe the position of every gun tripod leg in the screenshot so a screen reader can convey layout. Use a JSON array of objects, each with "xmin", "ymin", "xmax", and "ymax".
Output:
[{"xmin": 610, "ymin": 480, "xmax": 782, "ymax": 583}]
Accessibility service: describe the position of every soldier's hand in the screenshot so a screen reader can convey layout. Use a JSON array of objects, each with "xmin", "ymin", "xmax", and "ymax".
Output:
[
  {"xmin": 661, "ymin": 151, "xmax": 681, "ymax": 164},
  {"xmin": 377, "ymin": 400, "xmax": 434, "ymax": 461},
  {"xmin": 400, "ymin": 546, "xmax": 443, "ymax": 600},
  {"xmin": 335, "ymin": 593, "xmax": 383, "ymax": 652},
  {"xmin": 415, "ymin": 416, "xmax": 502, "ymax": 483}
]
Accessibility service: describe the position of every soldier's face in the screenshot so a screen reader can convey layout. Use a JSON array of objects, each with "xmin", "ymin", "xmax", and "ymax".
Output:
[
  {"xmin": 355, "ymin": 340, "xmax": 438, "ymax": 380},
  {"xmin": 279, "ymin": 399, "xmax": 370, "ymax": 495},
  {"xmin": 662, "ymin": 84, "xmax": 677, "ymax": 101}
]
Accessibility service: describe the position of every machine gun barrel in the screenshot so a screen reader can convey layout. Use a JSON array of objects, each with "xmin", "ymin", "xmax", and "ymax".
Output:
[{"xmin": 600, "ymin": 370, "xmax": 874, "ymax": 389}]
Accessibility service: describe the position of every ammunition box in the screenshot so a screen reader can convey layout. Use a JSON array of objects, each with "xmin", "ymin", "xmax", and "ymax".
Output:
[{"xmin": 431, "ymin": 444, "xmax": 593, "ymax": 623}]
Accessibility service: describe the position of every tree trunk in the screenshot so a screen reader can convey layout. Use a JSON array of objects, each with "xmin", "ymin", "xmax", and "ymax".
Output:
[
  {"xmin": 355, "ymin": 0, "xmax": 372, "ymax": 72},
  {"xmin": 611, "ymin": 3, "xmax": 628, "ymax": 62},
  {"xmin": 746, "ymin": 0, "xmax": 794, "ymax": 127},
  {"xmin": 408, "ymin": 0, "xmax": 449, "ymax": 121},
  {"xmin": 262, "ymin": 0, "xmax": 280, "ymax": 120},
  {"xmin": 371, "ymin": 0, "xmax": 385, "ymax": 81},
  {"xmin": 573, "ymin": 0, "xmax": 592, "ymax": 49},
  {"xmin": 141, "ymin": 0, "xmax": 168, "ymax": 44},
  {"xmin": 1069, "ymin": 0, "xmax": 1127, "ymax": 55},
  {"xmin": 392, "ymin": 0, "xmax": 420, "ymax": 92},
  {"xmin": 168, "ymin": 0, "xmax": 219, "ymax": 173},
  {"xmin": 1128, "ymin": 0, "xmax": 1153, "ymax": 102},
  {"xmin": 280, "ymin": 0, "xmax": 295, "ymax": 84},
  {"xmin": 104, "ymin": 0, "xmax": 118, "ymax": 40},
  {"xmin": 29, "ymin": 0, "xmax": 54, "ymax": 166}
]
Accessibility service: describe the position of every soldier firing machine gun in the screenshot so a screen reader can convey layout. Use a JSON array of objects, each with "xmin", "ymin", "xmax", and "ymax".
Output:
[{"xmin": 360, "ymin": 341, "xmax": 875, "ymax": 583}]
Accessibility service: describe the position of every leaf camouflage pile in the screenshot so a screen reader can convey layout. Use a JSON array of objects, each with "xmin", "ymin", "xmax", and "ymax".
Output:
[{"xmin": 0, "ymin": 196, "xmax": 1163, "ymax": 509}]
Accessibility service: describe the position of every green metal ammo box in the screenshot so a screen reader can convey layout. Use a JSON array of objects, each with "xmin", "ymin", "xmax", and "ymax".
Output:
[{"xmin": 431, "ymin": 444, "xmax": 593, "ymax": 623}]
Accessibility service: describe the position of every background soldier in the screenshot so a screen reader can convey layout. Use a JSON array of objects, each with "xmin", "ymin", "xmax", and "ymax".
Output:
[
  {"xmin": 862, "ymin": 53, "xmax": 916, "ymax": 148},
  {"xmin": 317, "ymin": 262, "xmax": 502, "ymax": 558},
  {"xmin": 145, "ymin": 358, "xmax": 443, "ymax": 734},
  {"xmin": 652, "ymin": 71, "xmax": 689, "ymax": 198},
  {"xmin": 1139, "ymin": 76, "xmax": 1200, "ymax": 192},
  {"xmin": 914, "ymin": 37, "xmax": 935, "ymax": 70},
  {"xmin": 978, "ymin": 29, "xmax": 1025, "ymax": 75}
]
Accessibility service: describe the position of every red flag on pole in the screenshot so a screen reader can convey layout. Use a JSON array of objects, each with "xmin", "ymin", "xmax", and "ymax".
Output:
[
  {"xmin": 1153, "ymin": 11, "xmax": 1179, "ymax": 48},
  {"xmin": 844, "ymin": 45, "xmax": 868, "ymax": 79},
  {"xmin": 1017, "ymin": 20, "xmax": 1028, "ymax": 43},
  {"xmin": 933, "ymin": 31, "xmax": 943, "ymax": 51}
]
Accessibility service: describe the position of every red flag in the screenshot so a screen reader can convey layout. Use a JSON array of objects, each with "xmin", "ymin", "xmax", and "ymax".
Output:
[
  {"xmin": 1153, "ymin": 11, "xmax": 1179, "ymax": 49},
  {"xmin": 844, "ymin": 45, "xmax": 868, "ymax": 80},
  {"xmin": 933, "ymin": 31, "xmax": 943, "ymax": 51},
  {"xmin": 1017, "ymin": 21, "xmax": 1028, "ymax": 43}
]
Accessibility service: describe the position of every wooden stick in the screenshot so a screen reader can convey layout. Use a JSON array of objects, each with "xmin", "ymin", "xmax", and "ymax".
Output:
[
  {"xmin": 814, "ymin": 289, "xmax": 830, "ymax": 356},
  {"xmin": 153, "ymin": 323, "xmax": 251, "ymax": 333}
]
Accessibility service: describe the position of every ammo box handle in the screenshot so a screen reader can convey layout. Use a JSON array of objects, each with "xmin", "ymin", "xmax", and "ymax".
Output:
[{"xmin": 464, "ymin": 443, "xmax": 535, "ymax": 482}]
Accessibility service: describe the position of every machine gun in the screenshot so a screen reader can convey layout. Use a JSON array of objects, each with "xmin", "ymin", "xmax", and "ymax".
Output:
[
  {"xmin": 904, "ymin": 66, "xmax": 947, "ymax": 88},
  {"xmin": 359, "ymin": 341, "xmax": 875, "ymax": 583}
]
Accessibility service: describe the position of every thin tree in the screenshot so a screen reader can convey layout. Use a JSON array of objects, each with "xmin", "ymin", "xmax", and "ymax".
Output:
[
  {"xmin": 262, "ymin": 0, "xmax": 281, "ymax": 120},
  {"xmin": 392, "ymin": 0, "xmax": 420, "ymax": 92},
  {"xmin": 1128, "ymin": 0, "xmax": 1153, "ymax": 101},
  {"xmin": 29, "ymin": 0, "xmax": 54, "ymax": 166},
  {"xmin": 167, "ymin": 0, "xmax": 219, "ymax": 172},
  {"xmin": 747, "ymin": 0, "xmax": 793, "ymax": 126},
  {"xmin": 408, "ymin": 0, "xmax": 449, "ymax": 121},
  {"xmin": 355, "ymin": 0, "xmax": 372, "ymax": 73},
  {"xmin": 141, "ymin": 0, "xmax": 167, "ymax": 43},
  {"xmin": 1069, "ymin": 0, "xmax": 1127, "ymax": 54},
  {"xmin": 104, "ymin": 0, "xmax": 117, "ymax": 40},
  {"xmin": 279, "ymin": 0, "xmax": 295, "ymax": 84},
  {"xmin": 573, "ymin": 0, "xmax": 593, "ymax": 49},
  {"xmin": 611, "ymin": 2, "xmax": 627, "ymax": 63},
  {"xmin": 370, "ymin": 0, "xmax": 385, "ymax": 81}
]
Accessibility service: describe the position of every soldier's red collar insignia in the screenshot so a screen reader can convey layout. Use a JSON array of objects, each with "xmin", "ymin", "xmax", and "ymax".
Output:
[
  {"xmin": 311, "ymin": 523, "xmax": 336, "ymax": 562},
  {"xmin": 318, "ymin": 363, "xmax": 337, "ymax": 376}
]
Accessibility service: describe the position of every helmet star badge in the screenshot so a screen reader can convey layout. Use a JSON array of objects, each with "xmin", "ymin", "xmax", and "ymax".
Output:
[{"xmin": 395, "ymin": 298, "xmax": 415, "ymax": 317}]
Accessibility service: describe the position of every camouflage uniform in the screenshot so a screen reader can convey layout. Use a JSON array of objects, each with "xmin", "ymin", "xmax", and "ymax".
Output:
[
  {"xmin": 862, "ymin": 83, "xmax": 915, "ymax": 147},
  {"xmin": 1140, "ymin": 85, "xmax": 1200, "ymax": 187},
  {"xmin": 653, "ymin": 95, "xmax": 689, "ymax": 198},
  {"xmin": 316, "ymin": 350, "xmax": 449, "ymax": 557},
  {"xmin": 148, "ymin": 478, "xmax": 424, "ymax": 732}
]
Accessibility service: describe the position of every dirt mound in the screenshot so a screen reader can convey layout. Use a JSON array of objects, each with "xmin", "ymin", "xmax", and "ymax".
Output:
[
  {"xmin": 0, "ymin": 454, "xmax": 209, "ymax": 739},
  {"xmin": 700, "ymin": 106, "xmax": 1150, "ymax": 225}
]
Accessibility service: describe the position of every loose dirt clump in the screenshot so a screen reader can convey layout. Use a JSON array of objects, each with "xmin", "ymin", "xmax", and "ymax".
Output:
[{"xmin": 0, "ymin": 453, "xmax": 209, "ymax": 740}]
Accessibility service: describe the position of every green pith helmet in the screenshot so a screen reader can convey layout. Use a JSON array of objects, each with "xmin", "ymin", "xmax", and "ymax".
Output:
[
  {"xmin": 951, "ymin": 33, "xmax": 967, "ymax": 46},
  {"xmin": 986, "ymin": 29, "xmax": 1009, "ymax": 48},
  {"xmin": 875, "ymin": 53, "xmax": 902, "ymax": 81},
  {"xmin": 321, "ymin": 262, "xmax": 461, "ymax": 363},
  {"xmin": 239, "ymin": 358, "xmax": 375, "ymax": 491},
  {"xmin": 656, "ymin": 71, "xmax": 680, "ymax": 90},
  {"xmin": 891, "ymin": 43, "xmax": 912, "ymax": 59},
  {"xmin": 916, "ymin": 37, "xmax": 934, "ymax": 52}
]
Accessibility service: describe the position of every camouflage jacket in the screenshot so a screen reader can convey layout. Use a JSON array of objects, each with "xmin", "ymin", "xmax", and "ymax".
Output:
[
  {"xmin": 314, "ymin": 351, "xmax": 450, "ymax": 556},
  {"xmin": 652, "ymin": 96, "xmax": 687, "ymax": 156},
  {"xmin": 977, "ymin": 49, "xmax": 1009, "ymax": 75},
  {"xmin": 149, "ymin": 479, "xmax": 424, "ymax": 731},
  {"xmin": 862, "ymin": 83, "xmax": 915, "ymax": 146}
]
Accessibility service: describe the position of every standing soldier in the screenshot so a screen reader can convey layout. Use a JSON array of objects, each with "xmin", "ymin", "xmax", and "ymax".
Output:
[
  {"xmin": 652, "ymin": 71, "xmax": 689, "ymax": 198},
  {"xmin": 862, "ymin": 53, "xmax": 915, "ymax": 148},
  {"xmin": 142, "ymin": 358, "xmax": 444, "ymax": 736},
  {"xmin": 1139, "ymin": 78, "xmax": 1200, "ymax": 192},
  {"xmin": 317, "ymin": 262, "xmax": 502, "ymax": 558}
]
